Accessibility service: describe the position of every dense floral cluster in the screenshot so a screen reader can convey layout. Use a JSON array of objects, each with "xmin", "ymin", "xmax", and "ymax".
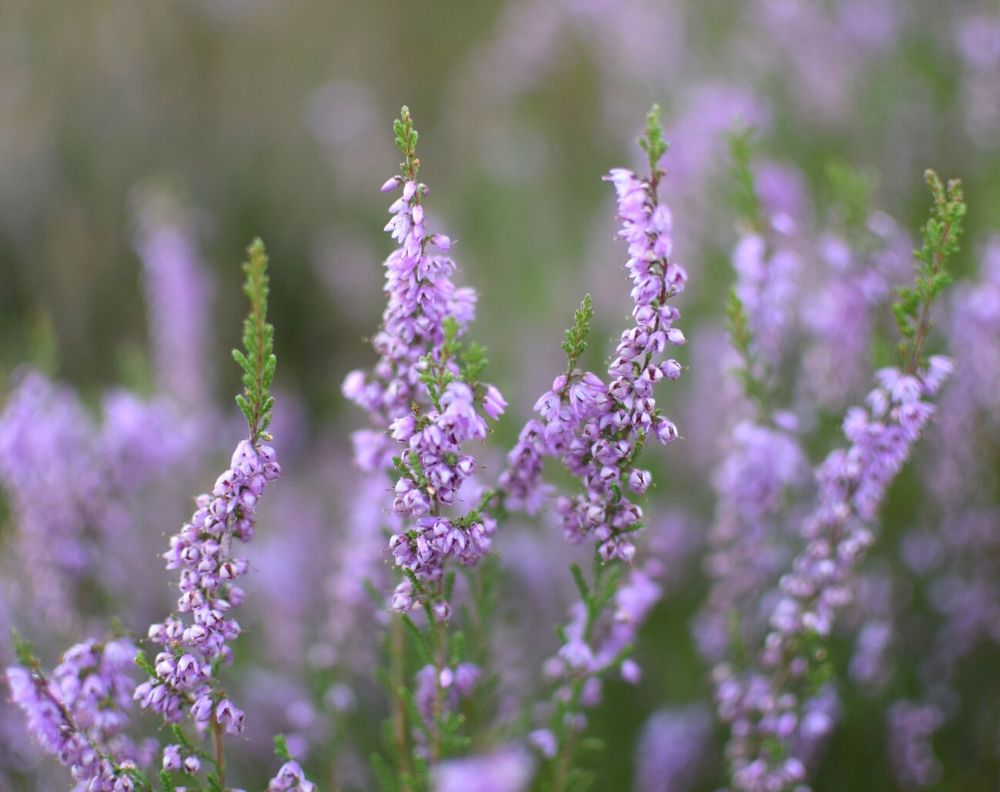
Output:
[
  {"xmin": 135, "ymin": 439, "xmax": 280, "ymax": 736},
  {"xmin": 0, "ymin": 373, "xmax": 191, "ymax": 630},
  {"xmin": 697, "ymin": 419, "xmax": 805, "ymax": 661},
  {"xmin": 501, "ymin": 153, "xmax": 686, "ymax": 565},
  {"xmin": 715, "ymin": 358, "xmax": 953, "ymax": 791},
  {"xmin": 6, "ymin": 638, "xmax": 147, "ymax": 790},
  {"xmin": 343, "ymin": 109, "xmax": 505, "ymax": 612}
]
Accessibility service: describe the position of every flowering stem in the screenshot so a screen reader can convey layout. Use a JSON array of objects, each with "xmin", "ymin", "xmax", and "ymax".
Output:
[
  {"xmin": 233, "ymin": 238, "xmax": 276, "ymax": 444},
  {"xmin": 212, "ymin": 717, "xmax": 227, "ymax": 789},
  {"xmin": 905, "ymin": 217, "xmax": 954, "ymax": 375},
  {"xmin": 895, "ymin": 170, "xmax": 965, "ymax": 375},
  {"xmin": 390, "ymin": 615, "xmax": 414, "ymax": 791}
]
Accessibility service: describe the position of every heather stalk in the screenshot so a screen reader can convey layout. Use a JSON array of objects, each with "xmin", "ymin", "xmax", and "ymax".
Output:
[
  {"xmin": 696, "ymin": 135, "xmax": 807, "ymax": 670},
  {"xmin": 512, "ymin": 106, "xmax": 686, "ymax": 790},
  {"xmin": 717, "ymin": 172, "xmax": 964, "ymax": 792},
  {"xmin": 343, "ymin": 107, "xmax": 506, "ymax": 787},
  {"xmin": 133, "ymin": 239, "xmax": 301, "ymax": 791}
]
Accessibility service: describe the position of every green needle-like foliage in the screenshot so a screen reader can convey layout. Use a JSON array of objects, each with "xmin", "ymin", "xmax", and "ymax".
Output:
[
  {"xmin": 727, "ymin": 125, "xmax": 764, "ymax": 232},
  {"xmin": 893, "ymin": 170, "xmax": 965, "ymax": 372},
  {"xmin": 395, "ymin": 106, "xmax": 420, "ymax": 180},
  {"xmin": 232, "ymin": 238, "xmax": 276, "ymax": 444},
  {"xmin": 562, "ymin": 294, "xmax": 593, "ymax": 370},
  {"xmin": 639, "ymin": 104, "xmax": 669, "ymax": 175}
]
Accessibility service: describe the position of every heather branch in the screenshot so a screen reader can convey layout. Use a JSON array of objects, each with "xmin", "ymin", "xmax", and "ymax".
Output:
[
  {"xmin": 232, "ymin": 237, "xmax": 276, "ymax": 444},
  {"xmin": 894, "ymin": 170, "xmax": 965, "ymax": 373}
]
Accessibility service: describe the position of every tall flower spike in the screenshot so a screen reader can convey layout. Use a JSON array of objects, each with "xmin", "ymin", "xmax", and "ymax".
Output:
[
  {"xmin": 501, "ymin": 104, "xmax": 687, "ymax": 562},
  {"xmin": 717, "ymin": 172, "xmax": 964, "ymax": 792},
  {"xmin": 510, "ymin": 106, "xmax": 688, "ymax": 790},
  {"xmin": 343, "ymin": 106, "xmax": 506, "ymax": 612},
  {"xmin": 695, "ymin": 132, "xmax": 807, "ymax": 665},
  {"xmin": 136, "ymin": 239, "xmax": 281, "ymax": 789}
]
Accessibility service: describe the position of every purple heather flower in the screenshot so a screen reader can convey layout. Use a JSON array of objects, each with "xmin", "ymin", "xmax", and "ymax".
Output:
[
  {"xmin": 432, "ymin": 746, "xmax": 535, "ymax": 792},
  {"xmin": 501, "ymin": 150, "xmax": 688, "ymax": 564},
  {"xmin": 800, "ymin": 214, "xmax": 911, "ymax": 409},
  {"xmin": 413, "ymin": 662, "xmax": 481, "ymax": 734},
  {"xmin": 343, "ymin": 133, "xmax": 506, "ymax": 612},
  {"xmin": 267, "ymin": 760, "xmax": 317, "ymax": 792},
  {"xmin": 634, "ymin": 705, "xmax": 712, "ymax": 792},
  {"xmin": 887, "ymin": 701, "xmax": 944, "ymax": 790},
  {"xmin": 137, "ymin": 439, "xmax": 280, "ymax": 733},
  {"xmin": 732, "ymin": 219, "xmax": 801, "ymax": 374},
  {"xmin": 132, "ymin": 189, "xmax": 216, "ymax": 410},
  {"xmin": 0, "ymin": 372, "xmax": 194, "ymax": 630},
  {"xmin": 6, "ymin": 637, "xmax": 150, "ymax": 790},
  {"xmin": 716, "ymin": 357, "xmax": 952, "ymax": 791},
  {"xmin": 697, "ymin": 418, "xmax": 806, "ymax": 663}
]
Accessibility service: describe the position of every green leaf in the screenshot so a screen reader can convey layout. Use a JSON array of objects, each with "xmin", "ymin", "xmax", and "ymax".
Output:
[
  {"xmin": 569, "ymin": 563, "xmax": 590, "ymax": 602},
  {"xmin": 134, "ymin": 650, "xmax": 156, "ymax": 677},
  {"xmin": 638, "ymin": 104, "xmax": 669, "ymax": 174},
  {"xmin": 726, "ymin": 124, "xmax": 763, "ymax": 230},
  {"xmin": 562, "ymin": 294, "xmax": 594, "ymax": 370},
  {"xmin": 232, "ymin": 238, "xmax": 277, "ymax": 443},
  {"xmin": 395, "ymin": 106, "xmax": 420, "ymax": 180},
  {"xmin": 893, "ymin": 169, "xmax": 965, "ymax": 371},
  {"xmin": 10, "ymin": 629, "xmax": 38, "ymax": 668},
  {"xmin": 273, "ymin": 733, "xmax": 293, "ymax": 762}
]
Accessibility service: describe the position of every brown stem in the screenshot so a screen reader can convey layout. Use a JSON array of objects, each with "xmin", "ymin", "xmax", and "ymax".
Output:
[
  {"xmin": 430, "ymin": 580, "xmax": 447, "ymax": 763},
  {"xmin": 212, "ymin": 717, "xmax": 226, "ymax": 790},
  {"xmin": 906, "ymin": 220, "xmax": 953, "ymax": 375},
  {"xmin": 390, "ymin": 615, "xmax": 414, "ymax": 792}
]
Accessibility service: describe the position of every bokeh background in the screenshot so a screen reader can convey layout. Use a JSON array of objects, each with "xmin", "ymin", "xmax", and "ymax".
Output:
[{"xmin": 1, "ymin": 0, "xmax": 999, "ymax": 789}]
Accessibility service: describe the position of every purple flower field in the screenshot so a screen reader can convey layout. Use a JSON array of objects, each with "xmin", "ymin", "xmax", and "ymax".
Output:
[{"xmin": 1, "ymin": 2, "xmax": 999, "ymax": 790}]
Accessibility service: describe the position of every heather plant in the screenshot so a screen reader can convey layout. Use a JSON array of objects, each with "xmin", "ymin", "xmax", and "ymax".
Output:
[{"xmin": 1, "ymin": 86, "xmax": 997, "ymax": 792}]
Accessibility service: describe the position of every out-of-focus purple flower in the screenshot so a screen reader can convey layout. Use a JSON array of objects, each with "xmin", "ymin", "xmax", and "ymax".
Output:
[
  {"xmin": 696, "ymin": 419, "xmax": 806, "ymax": 662},
  {"xmin": 633, "ymin": 705, "xmax": 712, "ymax": 792},
  {"xmin": 432, "ymin": 745, "xmax": 535, "ymax": 792},
  {"xmin": 5, "ymin": 637, "xmax": 153, "ymax": 789},
  {"xmin": 132, "ymin": 188, "xmax": 215, "ymax": 410},
  {"xmin": 731, "ymin": 220, "xmax": 801, "ymax": 373},
  {"xmin": 800, "ymin": 214, "xmax": 911, "ymax": 409},
  {"xmin": 0, "ymin": 372, "xmax": 194, "ymax": 629},
  {"xmin": 716, "ymin": 356, "xmax": 951, "ymax": 790},
  {"xmin": 955, "ymin": 12, "xmax": 1000, "ymax": 148},
  {"xmin": 887, "ymin": 701, "xmax": 944, "ymax": 789}
]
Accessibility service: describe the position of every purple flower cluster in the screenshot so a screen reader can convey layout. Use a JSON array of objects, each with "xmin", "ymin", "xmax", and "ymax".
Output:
[
  {"xmin": 432, "ymin": 745, "xmax": 535, "ymax": 792},
  {"xmin": 633, "ymin": 705, "xmax": 712, "ymax": 792},
  {"xmin": 0, "ymin": 372, "xmax": 193, "ymax": 629},
  {"xmin": 731, "ymin": 217, "xmax": 800, "ymax": 374},
  {"xmin": 800, "ymin": 215, "xmax": 911, "ymax": 409},
  {"xmin": 6, "ymin": 638, "xmax": 148, "ymax": 791},
  {"xmin": 887, "ymin": 701, "xmax": 944, "ymax": 789},
  {"xmin": 135, "ymin": 439, "xmax": 280, "ymax": 736},
  {"xmin": 414, "ymin": 661, "xmax": 481, "ymax": 735},
  {"xmin": 132, "ymin": 190, "xmax": 216, "ymax": 410},
  {"xmin": 697, "ymin": 418, "xmax": 805, "ymax": 662},
  {"xmin": 531, "ymin": 561, "xmax": 663, "ymax": 755},
  {"xmin": 715, "ymin": 358, "xmax": 952, "ymax": 791},
  {"xmin": 343, "ymin": 141, "xmax": 505, "ymax": 612},
  {"xmin": 342, "ymin": 174, "xmax": 492, "ymax": 473},
  {"xmin": 501, "ymin": 163, "xmax": 686, "ymax": 563},
  {"xmin": 884, "ymin": 239, "xmax": 1000, "ymax": 783},
  {"xmin": 267, "ymin": 759, "xmax": 318, "ymax": 791}
]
